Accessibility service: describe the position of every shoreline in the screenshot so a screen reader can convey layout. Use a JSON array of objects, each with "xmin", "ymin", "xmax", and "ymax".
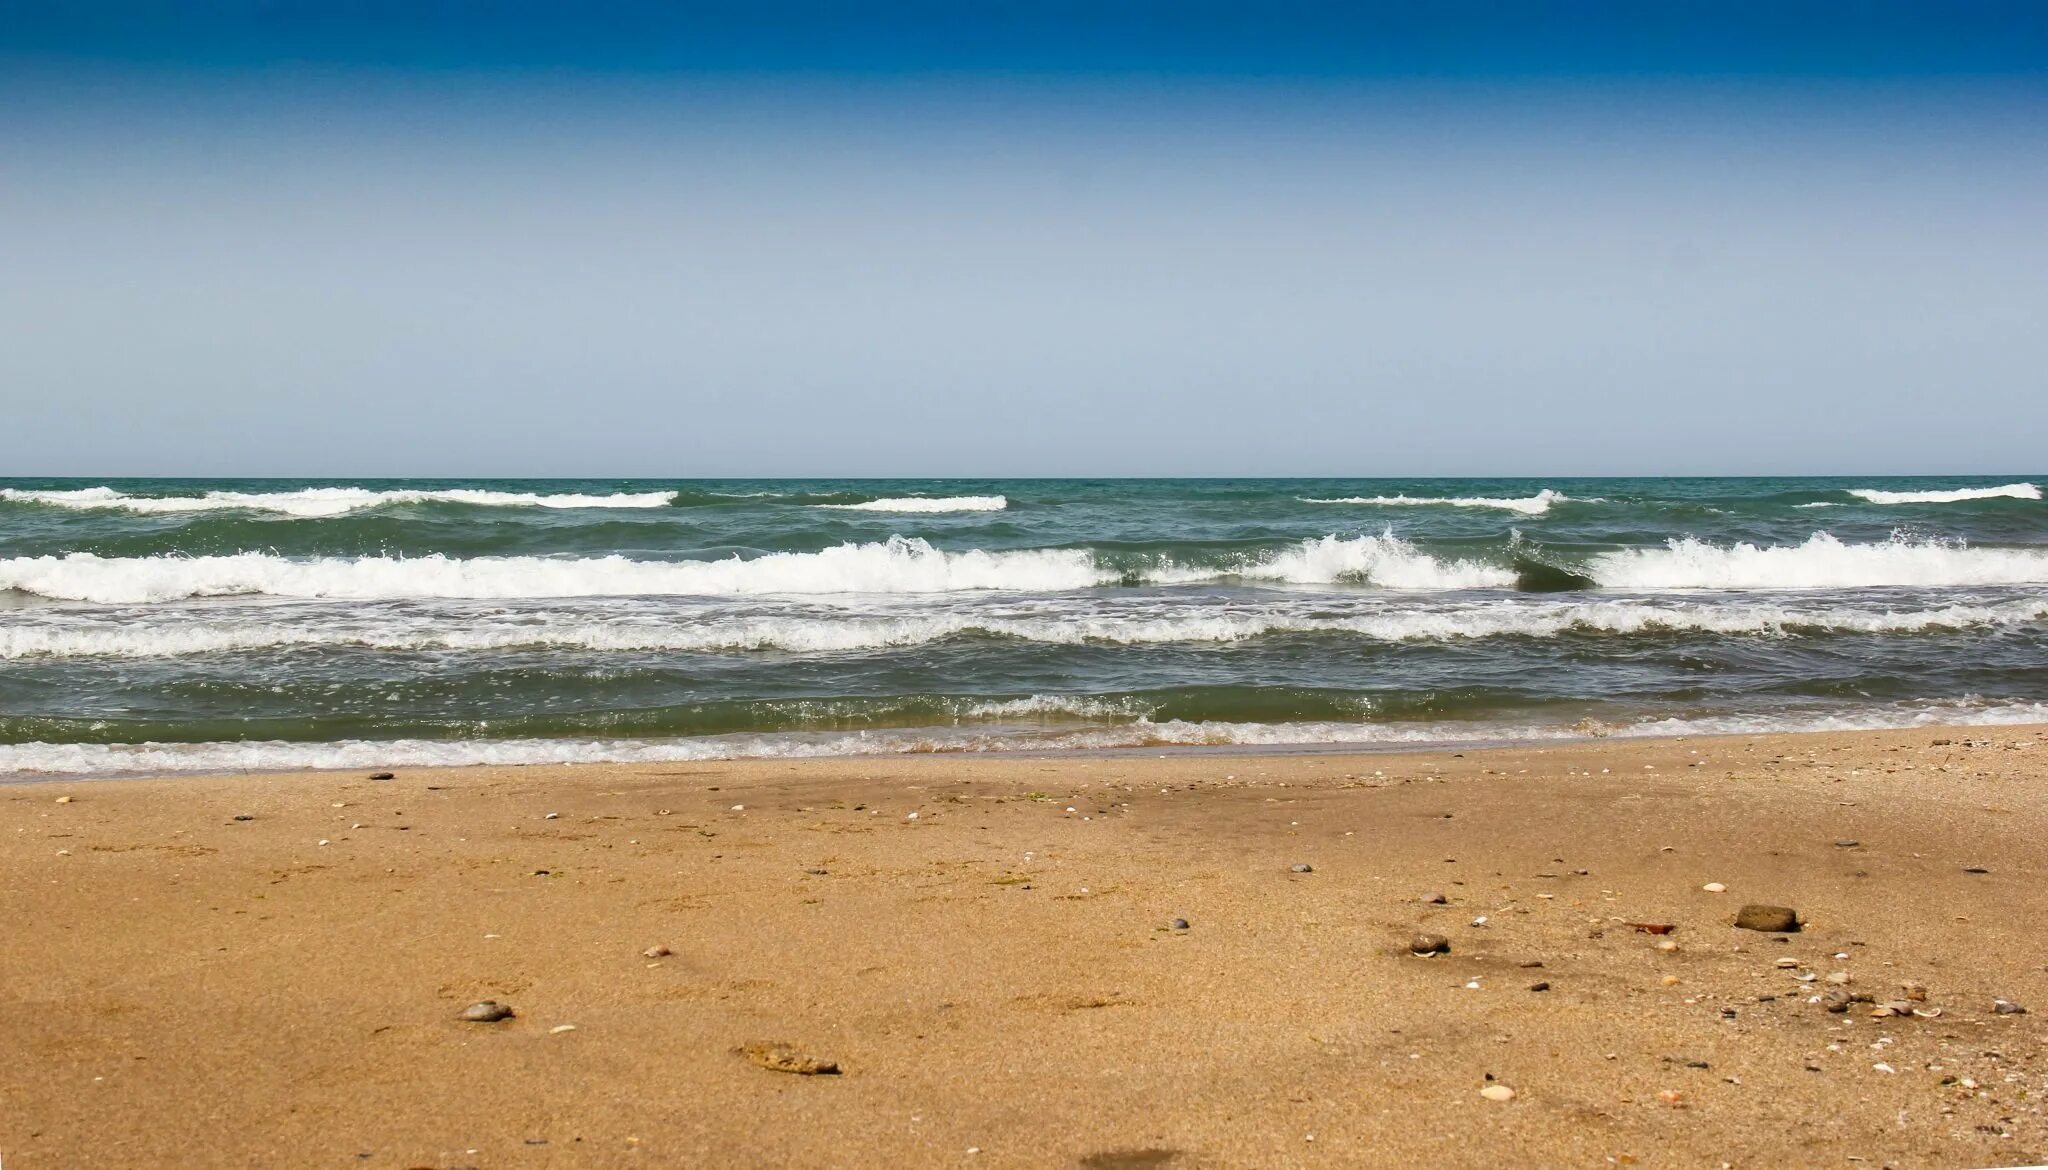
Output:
[
  {"xmin": 8, "ymin": 712, "xmax": 2048, "ymax": 786},
  {"xmin": 6, "ymin": 723, "xmax": 2046, "ymax": 1167}
]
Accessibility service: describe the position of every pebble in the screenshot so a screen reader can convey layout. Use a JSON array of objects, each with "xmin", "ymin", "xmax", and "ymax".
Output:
[
  {"xmin": 1994, "ymin": 999, "xmax": 2027, "ymax": 1015},
  {"xmin": 54, "ymin": 795, "xmax": 73, "ymax": 804},
  {"xmin": 1528, "ymin": 981, "xmax": 1550, "ymax": 992},
  {"xmin": 1834, "ymin": 839, "xmax": 1860, "ymax": 848},
  {"xmin": 1290, "ymin": 863, "xmax": 1314, "ymax": 874},
  {"xmin": 232, "ymin": 814, "xmax": 254, "ymax": 822},
  {"xmin": 368, "ymin": 772, "xmax": 394, "ymax": 780},
  {"xmin": 1901, "ymin": 981, "xmax": 1928, "ymax": 1002},
  {"xmin": 1422, "ymin": 892, "xmax": 1448, "ymax": 904},
  {"xmin": 460, "ymin": 1001, "xmax": 515, "ymax": 1022},
  {"xmin": 1409, "ymin": 933, "xmax": 1451, "ymax": 955},
  {"xmin": 1479, "ymin": 1085, "xmax": 1515, "ymax": 1102},
  {"xmin": 1169, "ymin": 918, "xmax": 1191, "ymax": 931},
  {"xmin": 1963, "ymin": 865, "xmax": 1990, "ymax": 874},
  {"xmin": 1701, "ymin": 882, "xmax": 1727, "ymax": 893},
  {"xmin": 1824, "ymin": 972, "xmax": 1852, "ymax": 985},
  {"xmin": 1660, "ymin": 975, "xmax": 1682, "ymax": 987},
  {"xmin": 643, "ymin": 945, "xmax": 672, "ymax": 958},
  {"xmin": 1775, "ymin": 957, "xmax": 1801, "ymax": 969},
  {"xmin": 549, "ymin": 1024, "xmax": 577, "ymax": 1034},
  {"xmin": 1655, "ymin": 940, "xmax": 1680, "ymax": 953},
  {"xmin": 1734, "ymin": 904, "xmax": 1800, "ymax": 933}
]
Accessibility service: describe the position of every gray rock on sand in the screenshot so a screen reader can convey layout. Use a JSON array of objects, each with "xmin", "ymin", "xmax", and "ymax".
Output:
[
  {"xmin": 1733, "ymin": 904, "xmax": 1800, "ymax": 933},
  {"xmin": 1995, "ymin": 999, "xmax": 2028, "ymax": 1015},
  {"xmin": 643, "ymin": 945, "xmax": 673, "ymax": 958},
  {"xmin": 1409, "ymin": 933, "xmax": 1451, "ymax": 955},
  {"xmin": 1290, "ymin": 863, "xmax": 1314, "ymax": 874},
  {"xmin": 460, "ymin": 1001, "xmax": 515, "ymax": 1022},
  {"xmin": 1169, "ymin": 918, "xmax": 1191, "ymax": 931}
]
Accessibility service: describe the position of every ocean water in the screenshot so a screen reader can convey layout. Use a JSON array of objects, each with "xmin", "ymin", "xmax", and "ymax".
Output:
[{"xmin": 2, "ymin": 476, "xmax": 2045, "ymax": 777}]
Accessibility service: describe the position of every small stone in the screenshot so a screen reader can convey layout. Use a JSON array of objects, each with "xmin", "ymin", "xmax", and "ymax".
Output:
[
  {"xmin": 54, "ymin": 795, "xmax": 73, "ymax": 803},
  {"xmin": 368, "ymin": 772, "xmax": 395, "ymax": 780},
  {"xmin": 1528, "ymin": 981, "xmax": 1550, "ymax": 992},
  {"xmin": 1290, "ymin": 863, "xmax": 1314, "ymax": 874},
  {"xmin": 1963, "ymin": 865, "xmax": 1990, "ymax": 874},
  {"xmin": 1701, "ymin": 882, "xmax": 1727, "ymax": 893},
  {"xmin": 1655, "ymin": 939, "xmax": 1680, "ymax": 953},
  {"xmin": 1994, "ymin": 999, "xmax": 2027, "ymax": 1015},
  {"xmin": 1422, "ymin": 892, "xmax": 1448, "ymax": 904},
  {"xmin": 1824, "ymin": 972, "xmax": 1851, "ymax": 985},
  {"xmin": 1901, "ymin": 981, "xmax": 1927, "ymax": 1002},
  {"xmin": 1734, "ymin": 904, "xmax": 1800, "ymax": 933},
  {"xmin": 1822, "ymin": 989, "xmax": 1852, "ymax": 1013},
  {"xmin": 460, "ymin": 1001, "xmax": 515, "ymax": 1022},
  {"xmin": 1661, "ymin": 975, "xmax": 1682, "ymax": 987},
  {"xmin": 1409, "ymin": 933, "xmax": 1451, "ymax": 955},
  {"xmin": 1834, "ymin": 838, "xmax": 1859, "ymax": 847},
  {"xmin": 232, "ymin": 814, "xmax": 254, "ymax": 822},
  {"xmin": 643, "ymin": 945, "xmax": 672, "ymax": 959},
  {"xmin": 1169, "ymin": 917, "xmax": 1191, "ymax": 931},
  {"xmin": 1775, "ymin": 957, "xmax": 1801, "ymax": 969},
  {"xmin": 1479, "ymin": 1084, "xmax": 1515, "ymax": 1102},
  {"xmin": 549, "ymin": 1024, "xmax": 577, "ymax": 1034}
]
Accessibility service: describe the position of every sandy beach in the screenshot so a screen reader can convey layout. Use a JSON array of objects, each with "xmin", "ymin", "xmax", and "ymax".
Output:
[{"xmin": 4, "ymin": 725, "xmax": 2046, "ymax": 1168}]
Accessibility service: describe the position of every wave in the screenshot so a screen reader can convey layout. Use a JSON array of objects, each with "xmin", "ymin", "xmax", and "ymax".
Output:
[
  {"xmin": 1299, "ymin": 489, "xmax": 1572, "ymax": 516},
  {"xmin": 815, "ymin": 495, "xmax": 1008, "ymax": 513},
  {"xmin": 1588, "ymin": 532, "xmax": 2048, "ymax": 591},
  {"xmin": 10, "ymin": 595, "xmax": 2044, "ymax": 661},
  {"xmin": 0, "ymin": 486, "xmax": 677, "ymax": 517},
  {"xmin": 7, "ymin": 698, "xmax": 2045, "ymax": 777},
  {"xmin": 0, "ymin": 538, "xmax": 1107, "ymax": 603},
  {"xmin": 1845, "ymin": 482, "xmax": 2040, "ymax": 505},
  {"xmin": 6, "ymin": 532, "xmax": 2046, "ymax": 604}
]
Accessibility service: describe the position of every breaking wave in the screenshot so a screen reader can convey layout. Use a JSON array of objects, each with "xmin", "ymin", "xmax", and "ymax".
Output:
[
  {"xmin": 1299, "ymin": 489, "xmax": 1571, "ymax": 516},
  {"xmin": 1845, "ymin": 482, "xmax": 2039, "ymax": 505},
  {"xmin": 814, "ymin": 495, "xmax": 1008, "ymax": 513},
  {"xmin": 1588, "ymin": 533, "xmax": 2048, "ymax": 591},
  {"xmin": 0, "ymin": 486, "xmax": 676, "ymax": 517}
]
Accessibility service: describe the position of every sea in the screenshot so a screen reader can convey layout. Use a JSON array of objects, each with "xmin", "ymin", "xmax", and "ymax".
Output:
[{"xmin": 2, "ymin": 476, "xmax": 2045, "ymax": 777}]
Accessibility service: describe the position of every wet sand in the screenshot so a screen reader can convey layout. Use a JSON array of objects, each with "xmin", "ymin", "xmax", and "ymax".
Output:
[{"xmin": 4, "ymin": 725, "xmax": 2046, "ymax": 1168}]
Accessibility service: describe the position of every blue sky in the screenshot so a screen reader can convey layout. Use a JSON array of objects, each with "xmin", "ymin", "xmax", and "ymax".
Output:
[{"xmin": 3, "ymin": 3, "xmax": 2045, "ymax": 476}]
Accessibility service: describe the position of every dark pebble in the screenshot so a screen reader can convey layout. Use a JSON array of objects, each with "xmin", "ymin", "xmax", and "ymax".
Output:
[
  {"xmin": 1964, "ymin": 866, "xmax": 1991, "ymax": 874},
  {"xmin": 1170, "ymin": 917, "xmax": 1190, "ymax": 931},
  {"xmin": 804, "ymin": 868, "xmax": 829, "ymax": 875},
  {"xmin": 232, "ymin": 814, "xmax": 254, "ymax": 822},
  {"xmin": 1528, "ymin": 981, "xmax": 1550, "ymax": 992},
  {"xmin": 368, "ymin": 772, "xmax": 395, "ymax": 780},
  {"xmin": 1733, "ymin": 904, "xmax": 1800, "ymax": 932}
]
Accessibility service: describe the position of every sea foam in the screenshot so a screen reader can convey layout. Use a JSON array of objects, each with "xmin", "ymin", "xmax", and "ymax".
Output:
[
  {"xmin": 0, "ymin": 486, "xmax": 677, "ymax": 517},
  {"xmin": 6, "ymin": 698, "xmax": 2044, "ymax": 777},
  {"xmin": 1299, "ymin": 489, "xmax": 1570, "ymax": 516},
  {"xmin": 1589, "ymin": 532, "xmax": 2048, "ymax": 591},
  {"xmin": 1846, "ymin": 482, "xmax": 2041, "ymax": 505},
  {"xmin": 815, "ymin": 495, "xmax": 1008, "ymax": 512}
]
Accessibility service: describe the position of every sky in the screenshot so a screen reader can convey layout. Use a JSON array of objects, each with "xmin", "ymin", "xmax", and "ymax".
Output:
[{"xmin": 3, "ymin": 3, "xmax": 2046, "ymax": 477}]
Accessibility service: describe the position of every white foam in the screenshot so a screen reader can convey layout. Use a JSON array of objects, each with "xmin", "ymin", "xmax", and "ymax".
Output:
[
  {"xmin": 1589, "ymin": 532, "xmax": 2048, "ymax": 591},
  {"xmin": 815, "ymin": 495, "xmax": 1008, "ymax": 513},
  {"xmin": 1846, "ymin": 482, "xmax": 2040, "ymax": 505},
  {"xmin": 8, "ymin": 699, "xmax": 2045, "ymax": 777},
  {"xmin": 0, "ymin": 538, "xmax": 1107, "ymax": 603},
  {"xmin": 1231, "ymin": 533, "xmax": 1517, "ymax": 589},
  {"xmin": 16, "ymin": 594, "xmax": 2042, "ymax": 661},
  {"xmin": 1299, "ymin": 489, "xmax": 1571, "ymax": 516},
  {"xmin": 0, "ymin": 486, "xmax": 676, "ymax": 517}
]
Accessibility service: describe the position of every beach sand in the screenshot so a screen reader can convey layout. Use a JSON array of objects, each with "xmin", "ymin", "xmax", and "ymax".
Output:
[{"xmin": 4, "ymin": 725, "xmax": 2045, "ymax": 1168}]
